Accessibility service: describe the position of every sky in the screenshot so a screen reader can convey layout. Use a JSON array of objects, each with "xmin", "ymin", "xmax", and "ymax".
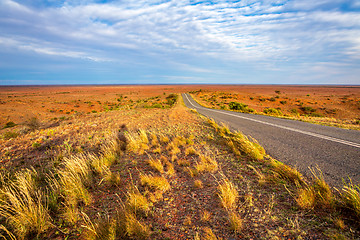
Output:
[{"xmin": 0, "ymin": 0, "xmax": 360, "ymax": 85}]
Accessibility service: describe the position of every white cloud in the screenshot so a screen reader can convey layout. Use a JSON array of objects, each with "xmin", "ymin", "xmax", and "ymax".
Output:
[{"xmin": 0, "ymin": 0, "xmax": 359, "ymax": 82}]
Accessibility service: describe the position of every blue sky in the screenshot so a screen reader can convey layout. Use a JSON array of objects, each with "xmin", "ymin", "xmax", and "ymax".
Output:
[{"xmin": 0, "ymin": 0, "xmax": 360, "ymax": 85}]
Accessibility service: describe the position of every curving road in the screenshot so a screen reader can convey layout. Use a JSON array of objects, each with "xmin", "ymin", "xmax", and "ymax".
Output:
[{"xmin": 182, "ymin": 93, "xmax": 360, "ymax": 188}]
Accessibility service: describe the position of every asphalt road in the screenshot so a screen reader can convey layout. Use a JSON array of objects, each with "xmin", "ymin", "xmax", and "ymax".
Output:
[{"xmin": 182, "ymin": 93, "xmax": 360, "ymax": 188}]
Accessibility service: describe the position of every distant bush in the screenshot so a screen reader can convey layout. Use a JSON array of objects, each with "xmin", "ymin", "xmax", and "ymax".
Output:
[
  {"xmin": 263, "ymin": 108, "xmax": 282, "ymax": 116},
  {"xmin": 3, "ymin": 131, "xmax": 19, "ymax": 140},
  {"xmin": 269, "ymin": 97, "xmax": 276, "ymax": 102},
  {"xmin": 310, "ymin": 112, "xmax": 324, "ymax": 117},
  {"xmin": 166, "ymin": 94, "xmax": 178, "ymax": 106},
  {"xmin": 291, "ymin": 109, "xmax": 299, "ymax": 114},
  {"xmin": 280, "ymin": 101, "xmax": 287, "ymax": 105},
  {"xmin": 25, "ymin": 117, "xmax": 40, "ymax": 131},
  {"xmin": 228, "ymin": 102, "xmax": 254, "ymax": 113},
  {"xmin": 3, "ymin": 121, "xmax": 16, "ymax": 129}
]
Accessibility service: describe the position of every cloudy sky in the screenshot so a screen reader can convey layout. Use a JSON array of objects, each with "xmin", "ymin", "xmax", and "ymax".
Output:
[{"xmin": 0, "ymin": 0, "xmax": 360, "ymax": 85}]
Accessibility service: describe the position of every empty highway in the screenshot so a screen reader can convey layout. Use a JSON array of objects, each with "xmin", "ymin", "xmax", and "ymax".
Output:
[{"xmin": 182, "ymin": 93, "xmax": 360, "ymax": 187}]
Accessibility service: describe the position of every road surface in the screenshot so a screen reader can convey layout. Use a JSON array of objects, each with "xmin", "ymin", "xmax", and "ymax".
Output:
[{"xmin": 182, "ymin": 93, "xmax": 360, "ymax": 187}]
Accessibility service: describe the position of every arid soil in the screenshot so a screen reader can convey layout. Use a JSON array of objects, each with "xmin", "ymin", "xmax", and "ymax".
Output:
[{"xmin": 1, "ymin": 85, "xmax": 359, "ymax": 129}]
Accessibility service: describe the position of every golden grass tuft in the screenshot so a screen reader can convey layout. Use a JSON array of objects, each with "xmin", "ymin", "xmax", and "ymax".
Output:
[
  {"xmin": 55, "ymin": 154, "xmax": 93, "ymax": 224},
  {"xmin": 150, "ymin": 133, "xmax": 159, "ymax": 147},
  {"xmin": 270, "ymin": 159, "xmax": 304, "ymax": 185},
  {"xmin": 147, "ymin": 158, "xmax": 164, "ymax": 174},
  {"xmin": 177, "ymin": 158, "xmax": 191, "ymax": 167},
  {"xmin": 127, "ymin": 190, "xmax": 152, "ymax": 216},
  {"xmin": 218, "ymin": 179, "xmax": 238, "ymax": 210},
  {"xmin": 140, "ymin": 174, "xmax": 170, "ymax": 192},
  {"xmin": 145, "ymin": 190, "xmax": 164, "ymax": 203},
  {"xmin": 114, "ymin": 207, "xmax": 151, "ymax": 240},
  {"xmin": 194, "ymin": 179, "xmax": 203, "ymax": 189},
  {"xmin": 202, "ymin": 227, "xmax": 217, "ymax": 240},
  {"xmin": 123, "ymin": 211, "xmax": 150, "ymax": 240},
  {"xmin": 195, "ymin": 155, "xmax": 218, "ymax": 173},
  {"xmin": 201, "ymin": 210, "xmax": 211, "ymax": 222},
  {"xmin": 207, "ymin": 118, "xmax": 265, "ymax": 161},
  {"xmin": 81, "ymin": 213, "xmax": 116, "ymax": 240},
  {"xmin": 340, "ymin": 179, "xmax": 360, "ymax": 217},
  {"xmin": 0, "ymin": 168, "xmax": 51, "ymax": 239},
  {"xmin": 165, "ymin": 161, "xmax": 175, "ymax": 176},
  {"xmin": 310, "ymin": 167, "xmax": 333, "ymax": 208},
  {"xmin": 185, "ymin": 146, "xmax": 197, "ymax": 155},
  {"xmin": 228, "ymin": 211, "xmax": 243, "ymax": 234},
  {"xmin": 126, "ymin": 130, "xmax": 149, "ymax": 155},
  {"xmin": 160, "ymin": 135, "xmax": 169, "ymax": 144},
  {"xmin": 296, "ymin": 186, "xmax": 316, "ymax": 209}
]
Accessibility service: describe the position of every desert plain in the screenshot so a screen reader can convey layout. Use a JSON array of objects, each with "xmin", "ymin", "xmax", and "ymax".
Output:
[{"xmin": 0, "ymin": 85, "xmax": 359, "ymax": 240}]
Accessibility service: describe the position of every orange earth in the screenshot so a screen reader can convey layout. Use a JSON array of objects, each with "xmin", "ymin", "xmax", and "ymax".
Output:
[{"xmin": 0, "ymin": 85, "xmax": 359, "ymax": 128}]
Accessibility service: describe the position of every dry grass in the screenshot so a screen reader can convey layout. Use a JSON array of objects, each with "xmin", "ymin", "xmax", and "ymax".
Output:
[
  {"xmin": 118, "ymin": 209, "xmax": 151, "ymax": 240},
  {"xmin": 127, "ymin": 188, "xmax": 152, "ymax": 216},
  {"xmin": 202, "ymin": 227, "xmax": 217, "ymax": 240},
  {"xmin": 140, "ymin": 174, "xmax": 170, "ymax": 192},
  {"xmin": 0, "ymin": 168, "xmax": 50, "ymax": 239},
  {"xmin": 201, "ymin": 211, "xmax": 211, "ymax": 222},
  {"xmin": 207, "ymin": 118, "xmax": 265, "ymax": 161},
  {"xmin": 228, "ymin": 211, "xmax": 243, "ymax": 234},
  {"xmin": 165, "ymin": 161, "xmax": 175, "ymax": 176},
  {"xmin": 270, "ymin": 158, "xmax": 304, "ymax": 185},
  {"xmin": 296, "ymin": 186, "xmax": 316, "ymax": 209},
  {"xmin": 147, "ymin": 158, "xmax": 164, "ymax": 174},
  {"xmin": 81, "ymin": 213, "xmax": 116, "ymax": 240},
  {"xmin": 217, "ymin": 179, "xmax": 238, "ymax": 210},
  {"xmin": 185, "ymin": 146, "xmax": 197, "ymax": 155},
  {"xmin": 126, "ymin": 130, "xmax": 150, "ymax": 155},
  {"xmin": 195, "ymin": 155, "xmax": 218, "ymax": 173},
  {"xmin": 55, "ymin": 154, "xmax": 93, "ymax": 224},
  {"xmin": 339, "ymin": 179, "xmax": 360, "ymax": 217},
  {"xmin": 194, "ymin": 179, "xmax": 203, "ymax": 189},
  {"xmin": 311, "ymin": 167, "xmax": 333, "ymax": 208}
]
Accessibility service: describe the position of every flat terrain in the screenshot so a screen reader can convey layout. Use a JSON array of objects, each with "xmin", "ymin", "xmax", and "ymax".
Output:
[
  {"xmin": 0, "ymin": 85, "xmax": 359, "ymax": 240},
  {"xmin": 183, "ymin": 93, "xmax": 360, "ymax": 187},
  {"xmin": 1, "ymin": 85, "xmax": 359, "ymax": 130}
]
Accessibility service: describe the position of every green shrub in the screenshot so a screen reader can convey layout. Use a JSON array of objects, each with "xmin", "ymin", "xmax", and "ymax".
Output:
[
  {"xmin": 3, "ymin": 131, "xmax": 19, "ymax": 140},
  {"xmin": 166, "ymin": 94, "xmax": 178, "ymax": 106},
  {"xmin": 4, "ymin": 121, "xmax": 16, "ymax": 129},
  {"xmin": 228, "ymin": 102, "xmax": 254, "ymax": 113},
  {"xmin": 263, "ymin": 108, "xmax": 282, "ymax": 116}
]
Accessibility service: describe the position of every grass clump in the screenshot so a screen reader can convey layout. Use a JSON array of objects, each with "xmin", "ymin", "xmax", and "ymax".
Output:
[
  {"xmin": 228, "ymin": 211, "xmax": 243, "ymax": 234},
  {"xmin": 270, "ymin": 159, "xmax": 304, "ymax": 186},
  {"xmin": 147, "ymin": 158, "xmax": 164, "ymax": 174},
  {"xmin": 263, "ymin": 108, "xmax": 283, "ymax": 116},
  {"xmin": 126, "ymin": 130, "xmax": 149, "ymax": 155},
  {"xmin": 194, "ymin": 179, "xmax": 203, "ymax": 189},
  {"xmin": 207, "ymin": 118, "xmax": 265, "ymax": 161},
  {"xmin": 0, "ymin": 168, "xmax": 51, "ymax": 239},
  {"xmin": 202, "ymin": 227, "xmax": 217, "ymax": 240},
  {"xmin": 339, "ymin": 179, "xmax": 360, "ymax": 217},
  {"xmin": 114, "ymin": 208, "xmax": 150, "ymax": 240},
  {"xmin": 140, "ymin": 174, "xmax": 170, "ymax": 192},
  {"xmin": 55, "ymin": 154, "xmax": 92, "ymax": 224},
  {"xmin": 217, "ymin": 179, "xmax": 238, "ymax": 210},
  {"xmin": 195, "ymin": 155, "xmax": 218, "ymax": 173},
  {"xmin": 296, "ymin": 186, "xmax": 316, "ymax": 209},
  {"xmin": 127, "ymin": 189, "xmax": 152, "ymax": 216}
]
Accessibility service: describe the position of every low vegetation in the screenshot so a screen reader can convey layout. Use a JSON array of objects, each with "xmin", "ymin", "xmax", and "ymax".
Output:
[
  {"xmin": 189, "ymin": 88, "xmax": 360, "ymax": 130},
  {"xmin": 0, "ymin": 91, "xmax": 359, "ymax": 239}
]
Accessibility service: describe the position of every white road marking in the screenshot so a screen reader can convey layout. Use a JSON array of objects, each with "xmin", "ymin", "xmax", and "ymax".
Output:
[{"xmin": 184, "ymin": 94, "xmax": 360, "ymax": 149}]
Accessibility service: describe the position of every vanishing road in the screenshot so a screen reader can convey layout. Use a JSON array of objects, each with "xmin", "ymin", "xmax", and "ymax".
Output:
[{"xmin": 182, "ymin": 93, "xmax": 360, "ymax": 188}]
